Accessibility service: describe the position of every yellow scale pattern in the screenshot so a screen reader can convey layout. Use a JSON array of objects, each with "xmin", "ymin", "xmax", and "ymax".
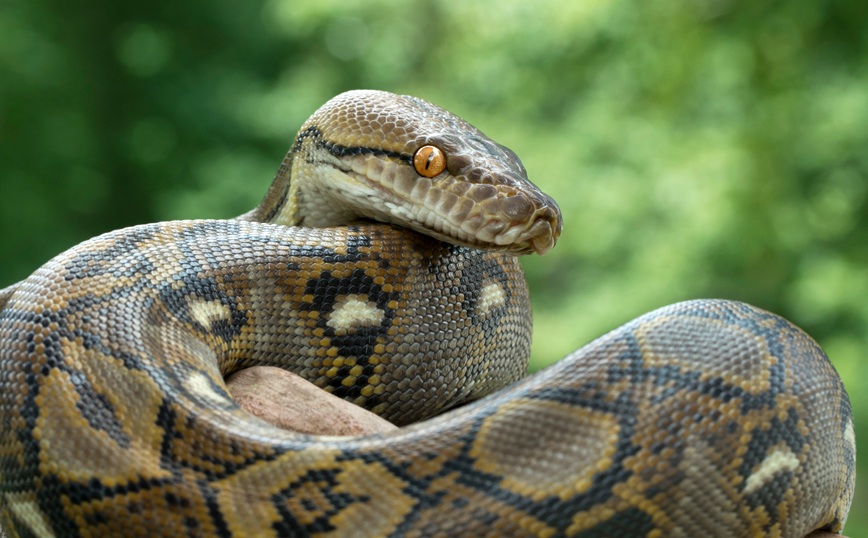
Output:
[{"xmin": 0, "ymin": 90, "xmax": 855, "ymax": 537}]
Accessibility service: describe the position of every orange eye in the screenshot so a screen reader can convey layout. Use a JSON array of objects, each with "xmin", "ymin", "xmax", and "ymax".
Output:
[{"xmin": 413, "ymin": 145, "xmax": 446, "ymax": 178}]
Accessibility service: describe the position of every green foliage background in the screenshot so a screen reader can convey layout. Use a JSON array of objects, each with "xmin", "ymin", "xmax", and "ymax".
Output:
[{"xmin": 1, "ymin": 0, "xmax": 865, "ymax": 532}]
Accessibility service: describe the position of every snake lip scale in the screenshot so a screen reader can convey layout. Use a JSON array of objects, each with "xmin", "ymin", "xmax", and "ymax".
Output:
[{"xmin": 0, "ymin": 90, "xmax": 855, "ymax": 537}]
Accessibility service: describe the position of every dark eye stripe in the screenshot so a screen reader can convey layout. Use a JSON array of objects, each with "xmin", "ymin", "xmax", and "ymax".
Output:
[{"xmin": 321, "ymin": 141, "xmax": 412, "ymax": 164}]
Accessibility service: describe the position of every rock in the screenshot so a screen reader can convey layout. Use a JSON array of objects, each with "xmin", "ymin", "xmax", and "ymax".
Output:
[{"xmin": 225, "ymin": 366, "xmax": 397, "ymax": 436}]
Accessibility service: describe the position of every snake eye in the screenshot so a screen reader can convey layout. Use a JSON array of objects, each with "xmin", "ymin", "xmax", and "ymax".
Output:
[{"xmin": 413, "ymin": 145, "xmax": 446, "ymax": 178}]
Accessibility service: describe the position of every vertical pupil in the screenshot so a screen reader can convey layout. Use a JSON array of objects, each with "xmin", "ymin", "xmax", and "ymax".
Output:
[{"xmin": 426, "ymin": 150, "xmax": 435, "ymax": 169}]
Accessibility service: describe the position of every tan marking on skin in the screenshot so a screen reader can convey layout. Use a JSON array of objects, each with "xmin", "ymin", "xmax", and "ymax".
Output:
[
  {"xmin": 187, "ymin": 297, "xmax": 231, "ymax": 329},
  {"xmin": 37, "ymin": 349, "xmax": 171, "ymax": 486},
  {"xmin": 667, "ymin": 442, "xmax": 741, "ymax": 537},
  {"xmin": 244, "ymin": 275, "xmax": 279, "ymax": 353},
  {"xmin": 744, "ymin": 444, "xmax": 800, "ymax": 495},
  {"xmin": 214, "ymin": 446, "xmax": 342, "ymax": 536},
  {"xmin": 326, "ymin": 295, "xmax": 385, "ymax": 332},
  {"xmin": 6, "ymin": 492, "xmax": 56, "ymax": 538},
  {"xmin": 313, "ymin": 458, "xmax": 417, "ymax": 536},
  {"xmin": 471, "ymin": 398, "xmax": 620, "ymax": 502},
  {"xmin": 214, "ymin": 447, "xmax": 416, "ymax": 538},
  {"xmin": 477, "ymin": 281, "xmax": 506, "ymax": 316},
  {"xmin": 637, "ymin": 315, "xmax": 773, "ymax": 394},
  {"xmin": 566, "ymin": 498, "xmax": 634, "ymax": 536},
  {"xmin": 136, "ymin": 227, "xmax": 197, "ymax": 289}
]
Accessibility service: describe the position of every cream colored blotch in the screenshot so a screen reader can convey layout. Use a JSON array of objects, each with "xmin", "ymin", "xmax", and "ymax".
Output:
[
  {"xmin": 327, "ymin": 295, "xmax": 385, "ymax": 332},
  {"xmin": 477, "ymin": 282, "xmax": 506, "ymax": 316},
  {"xmin": 743, "ymin": 444, "xmax": 800, "ymax": 495},
  {"xmin": 187, "ymin": 297, "xmax": 231, "ymax": 330}
]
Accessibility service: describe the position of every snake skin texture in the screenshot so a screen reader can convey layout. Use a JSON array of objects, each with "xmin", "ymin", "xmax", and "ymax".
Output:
[{"xmin": 0, "ymin": 91, "xmax": 855, "ymax": 537}]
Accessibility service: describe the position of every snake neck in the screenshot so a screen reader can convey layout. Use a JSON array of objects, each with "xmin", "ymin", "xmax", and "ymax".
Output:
[{"xmin": 237, "ymin": 127, "xmax": 365, "ymax": 229}]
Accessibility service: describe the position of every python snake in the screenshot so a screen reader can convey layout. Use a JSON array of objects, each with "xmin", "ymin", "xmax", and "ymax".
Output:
[{"xmin": 0, "ymin": 90, "xmax": 855, "ymax": 537}]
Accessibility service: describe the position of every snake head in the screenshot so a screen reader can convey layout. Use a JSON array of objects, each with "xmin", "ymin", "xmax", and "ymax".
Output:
[{"xmin": 268, "ymin": 90, "xmax": 562, "ymax": 256}]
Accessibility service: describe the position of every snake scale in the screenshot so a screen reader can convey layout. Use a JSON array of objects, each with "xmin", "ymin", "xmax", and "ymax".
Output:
[{"xmin": 0, "ymin": 90, "xmax": 855, "ymax": 537}]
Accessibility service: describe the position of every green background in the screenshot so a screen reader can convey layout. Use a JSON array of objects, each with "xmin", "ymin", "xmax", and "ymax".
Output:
[{"xmin": 1, "ymin": 0, "xmax": 865, "ymax": 533}]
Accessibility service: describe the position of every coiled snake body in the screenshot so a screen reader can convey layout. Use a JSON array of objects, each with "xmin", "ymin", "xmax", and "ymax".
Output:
[{"xmin": 0, "ymin": 91, "xmax": 855, "ymax": 537}]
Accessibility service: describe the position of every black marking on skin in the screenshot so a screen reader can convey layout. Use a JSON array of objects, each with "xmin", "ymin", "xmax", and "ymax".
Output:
[
  {"xmin": 321, "ymin": 141, "xmax": 411, "ymax": 164},
  {"xmin": 49, "ymin": 290, "xmax": 153, "ymax": 371},
  {"xmin": 71, "ymin": 371, "xmax": 131, "ymax": 449},
  {"xmin": 733, "ymin": 408, "xmax": 807, "ymax": 530},
  {"xmin": 63, "ymin": 224, "xmax": 160, "ymax": 282},
  {"xmin": 13, "ymin": 519, "xmax": 41, "ymax": 538},
  {"xmin": 484, "ymin": 401, "xmax": 635, "ymax": 533},
  {"xmin": 442, "ymin": 247, "xmax": 530, "ymax": 409},
  {"xmin": 153, "ymin": 400, "xmax": 290, "ymax": 482},
  {"xmin": 157, "ymin": 274, "xmax": 246, "ymax": 346},
  {"xmin": 455, "ymin": 248, "xmax": 516, "ymax": 320},
  {"xmin": 749, "ymin": 472, "xmax": 796, "ymax": 531},
  {"xmin": 152, "ymin": 397, "xmax": 294, "ymax": 497},
  {"xmin": 154, "ymin": 222, "xmax": 333, "ymax": 350},
  {"xmin": 601, "ymin": 310, "xmax": 793, "ymax": 415},
  {"xmin": 509, "ymin": 389, "xmax": 642, "ymax": 530},
  {"xmin": 529, "ymin": 383, "xmax": 633, "ymax": 418},
  {"xmin": 283, "ymin": 243, "xmax": 367, "ymax": 264},
  {"xmin": 0, "ymin": 336, "xmax": 48, "ymax": 497},
  {"xmin": 736, "ymin": 410, "xmax": 805, "ymax": 490},
  {"xmin": 341, "ymin": 431, "xmax": 477, "ymax": 538},
  {"xmin": 175, "ymin": 365, "xmax": 238, "ymax": 412},
  {"xmin": 0, "ymin": 307, "xmax": 104, "ymax": 513},
  {"xmin": 298, "ymin": 268, "xmax": 399, "ymax": 403},
  {"xmin": 289, "ymin": 125, "xmax": 322, "ymax": 155},
  {"xmin": 155, "ymin": 399, "xmax": 183, "ymax": 479},
  {"xmin": 343, "ymin": 389, "xmax": 641, "ymax": 537},
  {"xmin": 83, "ymin": 508, "xmax": 109, "ymax": 529},
  {"xmin": 595, "ymin": 322, "xmax": 812, "ymax": 507},
  {"xmin": 4, "ymin": 305, "xmax": 293, "ymax": 518},
  {"xmin": 263, "ymin": 187, "xmax": 289, "ymax": 223},
  {"xmin": 271, "ymin": 468, "xmax": 372, "ymax": 536},
  {"xmin": 28, "ymin": 473, "xmax": 178, "ymax": 538},
  {"xmin": 664, "ymin": 301, "xmax": 830, "ymax": 383},
  {"xmin": 738, "ymin": 361, "xmax": 787, "ymax": 413},
  {"xmin": 197, "ymin": 479, "xmax": 234, "ymax": 538},
  {"xmin": 167, "ymin": 503, "xmax": 208, "ymax": 538},
  {"xmin": 337, "ymin": 423, "xmax": 502, "ymax": 534},
  {"xmin": 572, "ymin": 507, "xmax": 656, "ymax": 538},
  {"xmin": 820, "ymin": 519, "xmax": 844, "ymax": 533}
]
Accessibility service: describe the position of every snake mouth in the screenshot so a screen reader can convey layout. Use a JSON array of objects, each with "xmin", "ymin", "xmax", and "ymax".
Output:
[
  {"xmin": 406, "ymin": 192, "xmax": 562, "ymax": 256},
  {"xmin": 335, "ymin": 155, "xmax": 562, "ymax": 255}
]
